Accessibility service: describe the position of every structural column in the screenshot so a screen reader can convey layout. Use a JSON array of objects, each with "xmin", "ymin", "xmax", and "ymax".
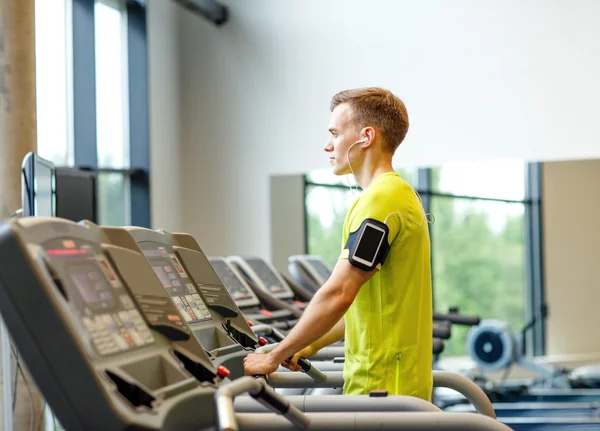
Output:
[{"xmin": 0, "ymin": 0, "xmax": 44, "ymax": 430}]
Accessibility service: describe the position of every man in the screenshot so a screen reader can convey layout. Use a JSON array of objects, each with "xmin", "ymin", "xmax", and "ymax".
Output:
[{"xmin": 243, "ymin": 87, "xmax": 433, "ymax": 400}]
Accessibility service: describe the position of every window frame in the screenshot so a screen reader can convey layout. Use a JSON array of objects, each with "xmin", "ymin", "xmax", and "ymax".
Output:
[{"xmin": 66, "ymin": 0, "xmax": 150, "ymax": 227}]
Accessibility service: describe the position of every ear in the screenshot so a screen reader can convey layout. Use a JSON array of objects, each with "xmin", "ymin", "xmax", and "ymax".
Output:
[{"xmin": 360, "ymin": 127, "xmax": 376, "ymax": 147}]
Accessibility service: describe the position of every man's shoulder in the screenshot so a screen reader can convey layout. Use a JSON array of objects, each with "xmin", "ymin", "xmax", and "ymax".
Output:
[{"xmin": 358, "ymin": 174, "xmax": 414, "ymax": 210}]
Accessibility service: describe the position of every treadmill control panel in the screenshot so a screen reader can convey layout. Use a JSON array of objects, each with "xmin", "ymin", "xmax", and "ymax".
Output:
[
  {"xmin": 244, "ymin": 257, "xmax": 292, "ymax": 296},
  {"xmin": 209, "ymin": 258, "xmax": 260, "ymax": 308},
  {"xmin": 306, "ymin": 257, "xmax": 332, "ymax": 282},
  {"xmin": 211, "ymin": 259, "xmax": 253, "ymax": 301},
  {"xmin": 44, "ymin": 238, "xmax": 155, "ymax": 357},
  {"xmin": 140, "ymin": 245, "xmax": 212, "ymax": 323}
]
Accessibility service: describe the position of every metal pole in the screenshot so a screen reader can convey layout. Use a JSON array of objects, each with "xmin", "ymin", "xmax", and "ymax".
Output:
[{"xmin": 0, "ymin": 0, "xmax": 38, "ymax": 429}]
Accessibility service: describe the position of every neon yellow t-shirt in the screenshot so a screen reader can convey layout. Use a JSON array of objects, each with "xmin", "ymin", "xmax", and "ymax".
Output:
[{"xmin": 340, "ymin": 171, "xmax": 433, "ymax": 400}]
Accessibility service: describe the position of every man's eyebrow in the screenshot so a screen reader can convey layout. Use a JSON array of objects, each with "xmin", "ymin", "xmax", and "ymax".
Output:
[{"xmin": 328, "ymin": 128, "xmax": 337, "ymax": 133}]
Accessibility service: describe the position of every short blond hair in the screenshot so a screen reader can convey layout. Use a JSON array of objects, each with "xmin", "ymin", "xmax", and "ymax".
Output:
[{"xmin": 330, "ymin": 87, "xmax": 409, "ymax": 153}]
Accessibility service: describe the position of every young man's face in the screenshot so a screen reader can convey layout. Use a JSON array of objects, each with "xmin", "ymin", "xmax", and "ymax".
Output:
[{"xmin": 325, "ymin": 103, "xmax": 361, "ymax": 176}]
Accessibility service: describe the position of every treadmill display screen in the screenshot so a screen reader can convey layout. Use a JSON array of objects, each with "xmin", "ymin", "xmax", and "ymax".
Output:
[
  {"xmin": 307, "ymin": 258, "xmax": 332, "ymax": 282},
  {"xmin": 245, "ymin": 258, "xmax": 287, "ymax": 294},
  {"xmin": 70, "ymin": 264, "xmax": 115, "ymax": 305},
  {"xmin": 210, "ymin": 259, "xmax": 253, "ymax": 300},
  {"xmin": 141, "ymin": 245, "xmax": 212, "ymax": 324},
  {"xmin": 43, "ymin": 238, "xmax": 155, "ymax": 357}
]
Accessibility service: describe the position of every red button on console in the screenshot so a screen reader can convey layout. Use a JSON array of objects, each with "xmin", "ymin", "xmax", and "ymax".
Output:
[
  {"xmin": 258, "ymin": 337, "xmax": 268, "ymax": 346},
  {"xmin": 216, "ymin": 366, "xmax": 230, "ymax": 378}
]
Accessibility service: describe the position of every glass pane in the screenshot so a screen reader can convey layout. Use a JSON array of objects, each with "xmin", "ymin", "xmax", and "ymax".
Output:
[
  {"xmin": 97, "ymin": 173, "xmax": 128, "ymax": 226},
  {"xmin": 35, "ymin": 0, "xmax": 70, "ymax": 166},
  {"xmin": 305, "ymin": 185, "xmax": 355, "ymax": 267},
  {"xmin": 431, "ymin": 160, "xmax": 527, "ymax": 201},
  {"xmin": 431, "ymin": 196, "xmax": 526, "ymax": 357},
  {"xmin": 395, "ymin": 167, "xmax": 416, "ymax": 187},
  {"xmin": 95, "ymin": 1, "xmax": 129, "ymax": 168}
]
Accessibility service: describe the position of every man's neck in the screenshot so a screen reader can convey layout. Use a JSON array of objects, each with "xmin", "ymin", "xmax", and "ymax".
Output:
[{"xmin": 354, "ymin": 159, "xmax": 394, "ymax": 190}]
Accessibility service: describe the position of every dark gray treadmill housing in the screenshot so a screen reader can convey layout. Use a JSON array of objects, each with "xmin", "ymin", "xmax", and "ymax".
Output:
[
  {"xmin": 117, "ymin": 227, "xmax": 258, "ymax": 378},
  {"xmin": 210, "ymin": 257, "xmax": 301, "ymax": 328},
  {"xmin": 288, "ymin": 254, "xmax": 332, "ymax": 294},
  {"xmin": 229, "ymin": 256, "xmax": 296, "ymax": 300},
  {"xmin": 206, "ymin": 257, "xmax": 261, "ymax": 309},
  {"xmin": 0, "ymin": 218, "xmax": 218, "ymax": 430},
  {"xmin": 227, "ymin": 256, "xmax": 308, "ymax": 318}
]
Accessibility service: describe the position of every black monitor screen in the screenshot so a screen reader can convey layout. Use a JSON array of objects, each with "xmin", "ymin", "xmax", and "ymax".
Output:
[{"xmin": 55, "ymin": 168, "xmax": 97, "ymax": 223}]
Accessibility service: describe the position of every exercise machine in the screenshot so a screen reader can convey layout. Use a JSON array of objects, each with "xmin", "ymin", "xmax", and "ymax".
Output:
[{"xmin": 0, "ymin": 217, "xmax": 512, "ymax": 430}]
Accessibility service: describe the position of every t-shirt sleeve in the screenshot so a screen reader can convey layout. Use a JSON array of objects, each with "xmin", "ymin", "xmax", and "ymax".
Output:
[{"xmin": 338, "ymin": 190, "xmax": 403, "ymax": 267}]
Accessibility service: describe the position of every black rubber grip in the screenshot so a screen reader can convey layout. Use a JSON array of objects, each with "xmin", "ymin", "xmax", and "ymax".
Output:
[
  {"xmin": 296, "ymin": 358, "xmax": 312, "ymax": 373},
  {"xmin": 252, "ymin": 385, "xmax": 289, "ymax": 414},
  {"xmin": 432, "ymin": 325, "xmax": 451, "ymax": 339},
  {"xmin": 286, "ymin": 356, "xmax": 312, "ymax": 373},
  {"xmin": 432, "ymin": 338, "xmax": 445, "ymax": 355},
  {"xmin": 433, "ymin": 312, "xmax": 480, "ymax": 326}
]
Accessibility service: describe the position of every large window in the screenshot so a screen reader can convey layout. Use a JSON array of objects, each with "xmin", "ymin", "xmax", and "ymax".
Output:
[
  {"xmin": 34, "ymin": 0, "xmax": 149, "ymax": 228},
  {"xmin": 428, "ymin": 162, "xmax": 529, "ymax": 356},
  {"xmin": 304, "ymin": 161, "xmax": 544, "ymax": 356},
  {"xmin": 95, "ymin": 0, "xmax": 131, "ymax": 226},
  {"xmin": 35, "ymin": 0, "xmax": 72, "ymax": 166}
]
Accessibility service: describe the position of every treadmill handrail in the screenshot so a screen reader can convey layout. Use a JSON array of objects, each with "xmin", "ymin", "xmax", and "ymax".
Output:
[
  {"xmin": 266, "ymin": 370, "xmax": 496, "ymax": 419},
  {"xmin": 215, "ymin": 376, "xmax": 310, "ymax": 431}
]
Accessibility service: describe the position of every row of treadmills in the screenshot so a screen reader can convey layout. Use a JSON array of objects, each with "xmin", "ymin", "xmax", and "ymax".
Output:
[{"xmin": 0, "ymin": 217, "xmax": 599, "ymax": 430}]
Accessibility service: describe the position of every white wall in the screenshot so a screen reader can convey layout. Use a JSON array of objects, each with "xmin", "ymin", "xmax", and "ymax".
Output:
[
  {"xmin": 147, "ymin": 0, "xmax": 183, "ymax": 232},
  {"xmin": 151, "ymin": 0, "xmax": 600, "ymax": 259},
  {"xmin": 543, "ymin": 159, "xmax": 600, "ymax": 355}
]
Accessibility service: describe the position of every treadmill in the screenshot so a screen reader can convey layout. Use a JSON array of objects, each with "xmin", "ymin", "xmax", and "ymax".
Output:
[
  {"xmin": 0, "ymin": 217, "xmax": 521, "ymax": 430},
  {"xmin": 105, "ymin": 227, "xmax": 258, "ymax": 378},
  {"xmin": 209, "ymin": 256, "xmax": 300, "ymax": 330},
  {"xmin": 228, "ymin": 255, "xmax": 309, "ymax": 314},
  {"xmin": 288, "ymin": 254, "xmax": 332, "ymax": 296}
]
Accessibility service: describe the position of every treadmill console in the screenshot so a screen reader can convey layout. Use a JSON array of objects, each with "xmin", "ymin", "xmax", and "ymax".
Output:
[
  {"xmin": 305, "ymin": 256, "xmax": 333, "ymax": 283},
  {"xmin": 44, "ymin": 237, "xmax": 155, "ymax": 356},
  {"xmin": 119, "ymin": 228, "xmax": 258, "ymax": 377},
  {"xmin": 229, "ymin": 256, "xmax": 294, "ymax": 300},
  {"xmin": 0, "ymin": 218, "xmax": 217, "ymax": 431},
  {"xmin": 209, "ymin": 257, "xmax": 260, "ymax": 308},
  {"xmin": 140, "ymin": 243, "xmax": 212, "ymax": 323},
  {"xmin": 288, "ymin": 254, "xmax": 332, "ymax": 292}
]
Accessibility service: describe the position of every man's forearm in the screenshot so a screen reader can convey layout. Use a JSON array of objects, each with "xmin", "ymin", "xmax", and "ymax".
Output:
[
  {"xmin": 311, "ymin": 318, "xmax": 345, "ymax": 352},
  {"xmin": 269, "ymin": 288, "xmax": 351, "ymax": 363}
]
